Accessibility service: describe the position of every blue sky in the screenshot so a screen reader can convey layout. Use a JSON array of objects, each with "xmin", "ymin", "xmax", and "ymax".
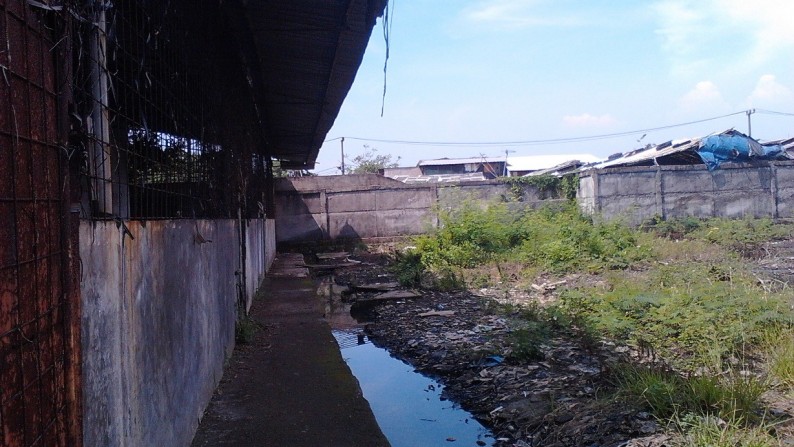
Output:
[{"xmin": 313, "ymin": 0, "xmax": 794, "ymax": 174}]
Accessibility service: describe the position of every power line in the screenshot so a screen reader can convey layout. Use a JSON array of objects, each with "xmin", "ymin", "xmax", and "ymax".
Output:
[
  {"xmin": 756, "ymin": 109, "xmax": 794, "ymax": 117},
  {"xmin": 324, "ymin": 109, "xmax": 793, "ymax": 147}
]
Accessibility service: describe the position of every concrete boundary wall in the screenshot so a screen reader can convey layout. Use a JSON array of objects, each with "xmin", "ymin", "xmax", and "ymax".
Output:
[
  {"xmin": 80, "ymin": 218, "xmax": 275, "ymax": 447},
  {"xmin": 578, "ymin": 161, "xmax": 794, "ymax": 225},
  {"xmin": 275, "ymin": 175, "xmax": 557, "ymax": 243}
]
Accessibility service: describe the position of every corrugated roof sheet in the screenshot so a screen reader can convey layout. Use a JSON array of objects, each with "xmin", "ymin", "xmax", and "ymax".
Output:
[
  {"xmin": 507, "ymin": 154, "xmax": 602, "ymax": 172},
  {"xmin": 391, "ymin": 173, "xmax": 489, "ymax": 183},
  {"xmin": 585, "ymin": 129, "xmax": 792, "ymax": 171}
]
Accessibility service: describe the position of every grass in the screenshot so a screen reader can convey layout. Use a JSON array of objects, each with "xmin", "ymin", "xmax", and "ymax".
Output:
[
  {"xmin": 766, "ymin": 328, "xmax": 794, "ymax": 389},
  {"xmin": 612, "ymin": 364, "xmax": 765, "ymax": 421},
  {"xmin": 395, "ymin": 201, "xmax": 794, "ymax": 442},
  {"xmin": 677, "ymin": 412, "xmax": 779, "ymax": 447}
]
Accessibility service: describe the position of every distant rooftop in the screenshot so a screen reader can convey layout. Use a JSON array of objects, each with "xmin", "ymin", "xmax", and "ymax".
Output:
[
  {"xmin": 507, "ymin": 154, "xmax": 602, "ymax": 172},
  {"xmin": 416, "ymin": 156, "xmax": 506, "ymax": 166}
]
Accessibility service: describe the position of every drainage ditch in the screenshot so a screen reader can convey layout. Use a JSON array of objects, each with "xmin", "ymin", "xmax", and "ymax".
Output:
[{"xmin": 319, "ymin": 277, "xmax": 495, "ymax": 446}]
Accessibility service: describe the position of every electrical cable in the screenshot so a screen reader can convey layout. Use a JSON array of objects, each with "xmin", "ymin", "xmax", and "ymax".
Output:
[{"xmin": 325, "ymin": 110, "xmax": 760, "ymax": 147}]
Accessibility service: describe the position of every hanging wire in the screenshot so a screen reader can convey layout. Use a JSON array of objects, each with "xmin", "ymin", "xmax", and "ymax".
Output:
[{"xmin": 380, "ymin": 0, "xmax": 394, "ymax": 117}]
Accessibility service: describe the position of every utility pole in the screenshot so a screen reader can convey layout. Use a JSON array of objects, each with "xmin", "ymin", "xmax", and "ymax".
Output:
[
  {"xmin": 340, "ymin": 137, "xmax": 346, "ymax": 175},
  {"xmin": 746, "ymin": 109, "xmax": 756, "ymax": 137},
  {"xmin": 504, "ymin": 149, "xmax": 515, "ymax": 177}
]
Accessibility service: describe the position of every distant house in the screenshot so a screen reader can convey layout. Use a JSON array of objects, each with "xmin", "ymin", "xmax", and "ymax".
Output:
[
  {"xmin": 417, "ymin": 156, "xmax": 506, "ymax": 178},
  {"xmin": 507, "ymin": 154, "xmax": 602, "ymax": 177},
  {"xmin": 382, "ymin": 156, "xmax": 507, "ymax": 183}
]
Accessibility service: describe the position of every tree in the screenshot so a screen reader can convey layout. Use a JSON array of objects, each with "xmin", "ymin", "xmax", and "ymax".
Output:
[{"xmin": 348, "ymin": 145, "xmax": 400, "ymax": 174}]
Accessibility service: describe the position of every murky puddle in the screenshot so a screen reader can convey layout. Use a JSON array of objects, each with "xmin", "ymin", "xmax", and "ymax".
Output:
[{"xmin": 318, "ymin": 277, "xmax": 495, "ymax": 447}]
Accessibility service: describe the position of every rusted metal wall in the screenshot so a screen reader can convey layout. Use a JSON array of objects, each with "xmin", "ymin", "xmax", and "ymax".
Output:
[{"xmin": 0, "ymin": 1, "xmax": 82, "ymax": 446}]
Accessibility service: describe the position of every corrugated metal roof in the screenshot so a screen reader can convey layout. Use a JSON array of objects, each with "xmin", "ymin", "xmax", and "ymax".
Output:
[
  {"xmin": 584, "ymin": 130, "xmax": 741, "ymax": 170},
  {"xmin": 763, "ymin": 137, "xmax": 794, "ymax": 155},
  {"xmin": 523, "ymin": 159, "xmax": 590, "ymax": 177},
  {"xmin": 228, "ymin": 0, "xmax": 387, "ymax": 169},
  {"xmin": 507, "ymin": 154, "xmax": 602, "ymax": 172},
  {"xmin": 392, "ymin": 173, "xmax": 489, "ymax": 183}
]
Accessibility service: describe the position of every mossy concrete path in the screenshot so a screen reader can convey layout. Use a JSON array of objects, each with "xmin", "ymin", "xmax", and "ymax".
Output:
[{"xmin": 191, "ymin": 254, "xmax": 389, "ymax": 447}]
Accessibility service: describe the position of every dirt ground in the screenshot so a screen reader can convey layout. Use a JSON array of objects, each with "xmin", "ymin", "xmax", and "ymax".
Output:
[{"xmin": 322, "ymin": 242, "xmax": 794, "ymax": 447}]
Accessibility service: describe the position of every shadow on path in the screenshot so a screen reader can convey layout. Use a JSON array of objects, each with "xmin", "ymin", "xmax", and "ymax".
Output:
[{"xmin": 192, "ymin": 253, "xmax": 389, "ymax": 447}]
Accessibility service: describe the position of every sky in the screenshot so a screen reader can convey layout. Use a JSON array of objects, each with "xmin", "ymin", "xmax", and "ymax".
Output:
[{"xmin": 312, "ymin": 0, "xmax": 794, "ymax": 175}]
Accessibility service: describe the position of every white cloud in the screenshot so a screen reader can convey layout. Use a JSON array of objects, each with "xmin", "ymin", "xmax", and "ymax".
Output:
[
  {"xmin": 652, "ymin": 0, "xmax": 794, "ymax": 73},
  {"xmin": 679, "ymin": 81, "xmax": 728, "ymax": 111},
  {"xmin": 720, "ymin": 0, "xmax": 794, "ymax": 64},
  {"xmin": 747, "ymin": 74, "xmax": 793, "ymax": 107},
  {"xmin": 562, "ymin": 113, "xmax": 617, "ymax": 128},
  {"xmin": 464, "ymin": 0, "xmax": 583, "ymax": 29}
]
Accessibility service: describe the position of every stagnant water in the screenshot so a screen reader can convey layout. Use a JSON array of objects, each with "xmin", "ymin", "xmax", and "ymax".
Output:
[
  {"xmin": 333, "ymin": 330, "xmax": 495, "ymax": 447},
  {"xmin": 319, "ymin": 277, "xmax": 494, "ymax": 446}
]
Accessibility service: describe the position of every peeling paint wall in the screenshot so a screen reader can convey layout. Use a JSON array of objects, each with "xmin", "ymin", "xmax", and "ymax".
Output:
[
  {"xmin": 579, "ymin": 161, "xmax": 794, "ymax": 225},
  {"xmin": 80, "ymin": 218, "xmax": 275, "ymax": 447}
]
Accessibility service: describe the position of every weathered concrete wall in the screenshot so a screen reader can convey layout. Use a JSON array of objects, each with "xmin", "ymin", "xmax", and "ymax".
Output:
[
  {"xmin": 275, "ymin": 175, "xmax": 556, "ymax": 243},
  {"xmin": 579, "ymin": 161, "xmax": 794, "ymax": 224},
  {"xmin": 80, "ymin": 218, "xmax": 275, "ymax": 447},
  {"xmin": 243, "ymin": 219, "xmax": 276, "ymax": 311}
]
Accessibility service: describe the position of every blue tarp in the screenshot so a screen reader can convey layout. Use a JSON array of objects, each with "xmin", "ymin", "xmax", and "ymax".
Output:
[{"xmin": 697, "ymin": 134, "xmax": 785, "ymax": 171}]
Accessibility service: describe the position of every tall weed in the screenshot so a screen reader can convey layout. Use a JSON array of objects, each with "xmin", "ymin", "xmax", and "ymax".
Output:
[
  {"xmin": 556, "ymin": 264, "xmax": 792, "ymax": 371},
  {"xmin": 613, "ymin": 364, "xmax": 765, "ymax": 422}
]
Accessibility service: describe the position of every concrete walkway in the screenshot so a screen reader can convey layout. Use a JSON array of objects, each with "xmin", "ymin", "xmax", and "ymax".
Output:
[{"xmin": 191, "ymin": 254, "xmax": 389, "ymax": 447}]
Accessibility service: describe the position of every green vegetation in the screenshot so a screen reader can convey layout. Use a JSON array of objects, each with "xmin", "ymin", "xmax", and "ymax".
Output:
[
  {"xmin": 395, "ymin": 201, "xmax": 794, "ymax": 442},
  {"xmin": 613, "ymin": 364, "xmax": 765, "ymax": 422},
  {"xmin": 677, "ymin": 412, "xmax": 779, "ymax": 447},
  {"xmin": 395, "ymin": 201, "xmax": 652, "ymax": 279},
  {"xmin": 348, "ymin": 145, "xmax": 400, "ymax": 174},
  {"xmin": 235, "ymin": 316, "xmax": 257, "ymax": 345},
  {"xmin": 501, "ymin": 174, "xmax": 580, "ymax": 200}
]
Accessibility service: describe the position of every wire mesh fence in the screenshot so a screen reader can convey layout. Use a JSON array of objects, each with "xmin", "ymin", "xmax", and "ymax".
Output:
[
  {"xmin": 1, "ymin": 1, "xmax": 81, "ymax": 445},
  {"xmin": 2, "ymin": 0, "xmax": 276, "ymax": 445},
  {"xmin": 69, "ymin": 0, "xmax": 268, "ymax": 220}
]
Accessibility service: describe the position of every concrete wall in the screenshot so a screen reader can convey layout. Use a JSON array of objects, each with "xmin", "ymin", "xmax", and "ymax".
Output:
[
  {"xmin": 243, "ymin": 219, "xmax": 276, "ymax": 311},
  {"xmin": 579, "ymin": 161, "xmax": 794, "ymax": 225},
  {"xmin": 275, "ymin": 175, "xmax": 557, "ymax": 243},
  {"xmin": 80, "ymin": 218, "xmax": 275, "ymax": 447}
]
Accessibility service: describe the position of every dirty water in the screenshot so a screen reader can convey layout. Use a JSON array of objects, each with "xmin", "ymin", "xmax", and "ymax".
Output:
[{"xmin": 319, "ymin": 277, "xmax": 494, "ymax": 447}]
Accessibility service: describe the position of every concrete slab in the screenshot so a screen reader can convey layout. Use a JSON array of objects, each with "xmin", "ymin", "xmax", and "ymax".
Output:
[
  {"xmin": 267, "ymin": 253, "xmax": 310, "ymax": 277},
  {"xmin": 350, "ymin": 282, "xmax": 400, "ymax": 292},
  {"xmin": 358, "ymin": 289, "xmax": 422, "ymax": 304},
  {"xmin": 191, "ymin": 255, "xmax": 388, "ymax": 447}
]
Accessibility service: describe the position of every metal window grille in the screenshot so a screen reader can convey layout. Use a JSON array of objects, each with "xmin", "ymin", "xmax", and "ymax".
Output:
[{"xmin": 69, "ymin": 0, "xmax": 267, "ymax": 220}]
